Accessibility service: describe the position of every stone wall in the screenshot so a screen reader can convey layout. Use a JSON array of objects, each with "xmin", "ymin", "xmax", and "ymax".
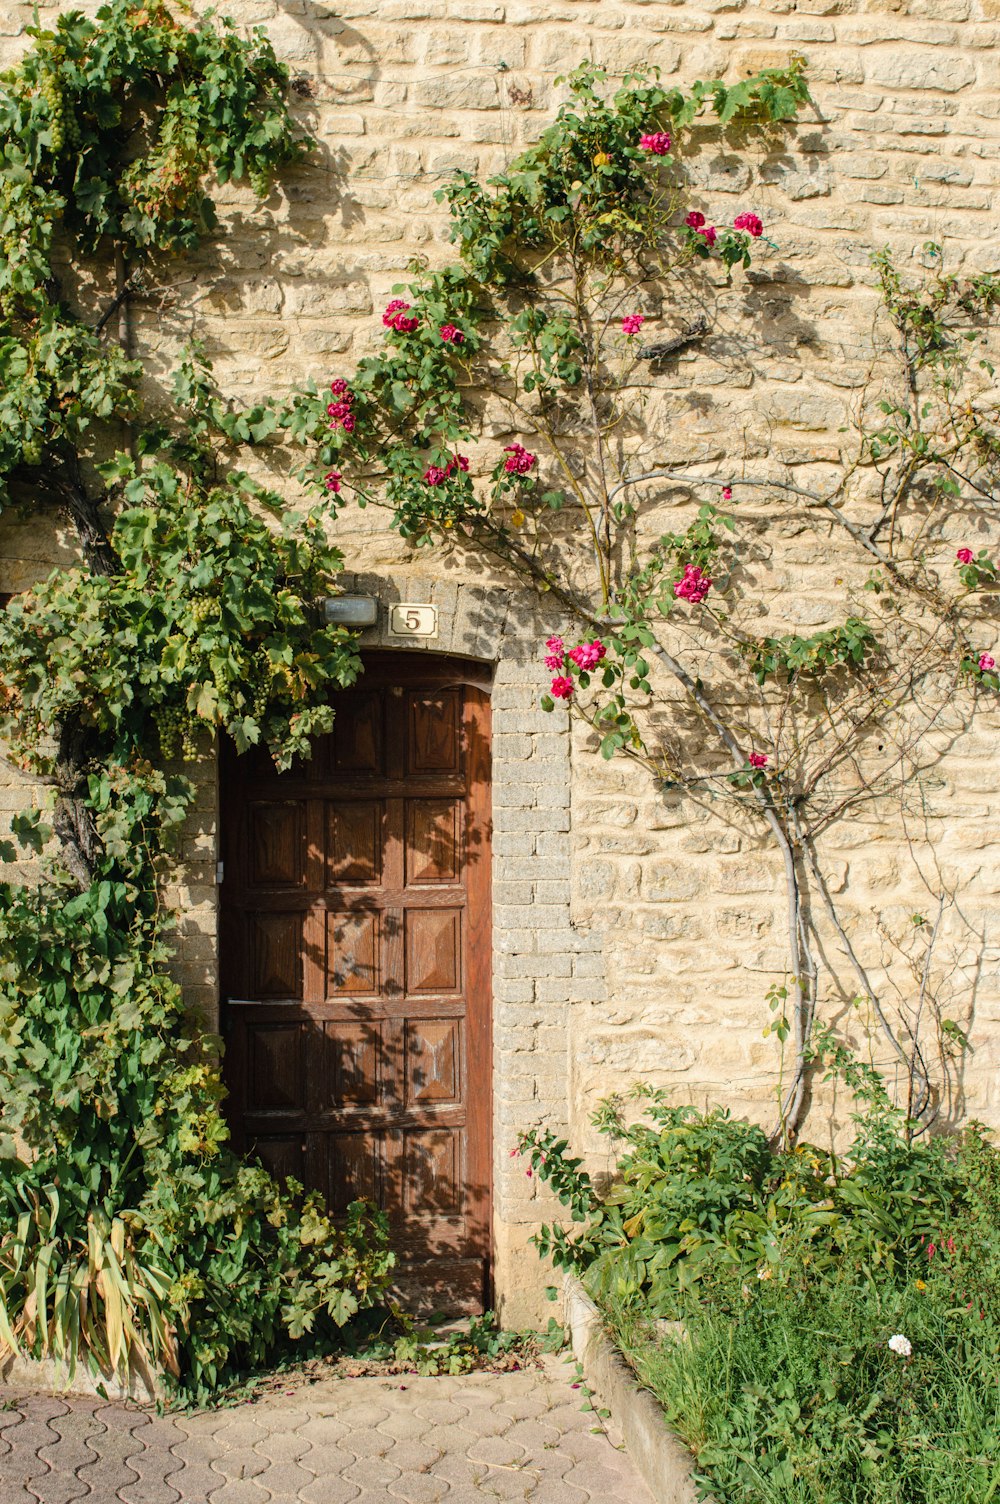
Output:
[{"xmin": 3, "ymin": 0, "xmax": 1000, "ymax": 1321}]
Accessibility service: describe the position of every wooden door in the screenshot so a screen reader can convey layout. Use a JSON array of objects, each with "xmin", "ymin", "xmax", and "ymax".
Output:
[{"xmin": 219, "ymin": 654, "xmax": 492, "ymax": 1313}]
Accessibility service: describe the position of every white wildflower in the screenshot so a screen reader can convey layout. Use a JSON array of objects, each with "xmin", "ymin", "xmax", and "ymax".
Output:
[{"xmin": 887, "ymin": 1334, "xmax": 912, "ymax": 1357}]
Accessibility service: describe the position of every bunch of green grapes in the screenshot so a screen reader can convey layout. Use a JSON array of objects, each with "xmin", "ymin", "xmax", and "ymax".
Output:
[
  {"xmin": 248, "ymin": 166, "xmax": 272, "ymax": 199},
  {"xmin": 153, "ymin": 703, "xmax": 187, "ymax": 759},
  {"xmin": 153, "ymin": 702, "xmax": 206, "ymax": 760},
  {"xmin": 37, "ymin": 62, "xmax": 77, "ymax": 156},
  {"xmin": 189, "ymin": 596, "xmax": 220, "ymax": 627}
]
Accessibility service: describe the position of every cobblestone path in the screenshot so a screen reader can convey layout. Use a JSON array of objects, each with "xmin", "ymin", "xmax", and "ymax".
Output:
[{"xmin": 0, "ymin": 1358, "xmax": 655, "ymax": 1504}]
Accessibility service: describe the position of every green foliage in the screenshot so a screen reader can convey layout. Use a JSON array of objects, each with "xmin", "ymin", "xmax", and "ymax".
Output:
[
  {"xmin": 288, "ymin": 61, "xmax": 810, "ymax": 543},
  {"xmin": 438, "ymin": 60, "xmax": 810, "ymax": 278},
  {"xmin": 524, "ymin": 1080, "xmax": 1000, "ymax": 1500},
  {"xmin": 614, "ymin": 1248, "xmax": 1000, "ymax": 1504},
  {"xmin": 387, "ymin": 1312, "xmax": 540, "ymax": 1376},
  {"xmin": 0, "ymin": 0, "xmax": 306, "ymax": 508},
  {"xmin": 0, "ymin": 0, "xmax": 305, "ymax": 254},
  {"xmin": 0, "ymin": 3, "xmax": 391, "ymax": 1403},
  {"xmin": 0, "ymin": 486, "xmax": 360, "ymax": 772},
  {"xmin": 743, "ymin": 618, "xmax": 880, "ymax": 684},
  {"xmin": 0, "ymin": 871, "xmax": 394, "ymax": 1403},
  {"xmin": 517, "ymin": 1081, "xmax": 959, "ymax": 1317}
]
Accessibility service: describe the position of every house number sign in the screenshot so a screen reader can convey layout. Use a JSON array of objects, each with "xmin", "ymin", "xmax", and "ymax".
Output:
[{"xmin": 388, "ymin": 603, "xmax": 438, "ymax": 638}]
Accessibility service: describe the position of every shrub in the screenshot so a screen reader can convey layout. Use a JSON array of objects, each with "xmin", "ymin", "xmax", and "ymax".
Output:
[
  {"xmin": 520, "ymin": 1087, "xmax": 1000, "ymax": 1501},
  {"xmin": 518, "ymin": 1088, "xmax": 958, "ymax": 1314},
  {"xmin": 0, "ymin": 874, "xmax": 395, "ymax": 1404}
]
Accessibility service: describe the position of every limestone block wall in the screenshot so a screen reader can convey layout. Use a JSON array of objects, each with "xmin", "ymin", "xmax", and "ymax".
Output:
[{"xmin": 3, "ymin": 0, "xmax": 1000, "ymax": 1319}]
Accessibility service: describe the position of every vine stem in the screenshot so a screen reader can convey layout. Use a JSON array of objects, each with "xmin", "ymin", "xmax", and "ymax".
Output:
[
  {"xmin": 465, "ymin": 510, "xmax": 822, "ymax": 1138},
  {"xmin": 636, "ymin": 635, "xmax": 819, "ymax": 1142},
  {"xmin": 789, "ymin": 806, "xmax": 918, "ymax": 1091}
]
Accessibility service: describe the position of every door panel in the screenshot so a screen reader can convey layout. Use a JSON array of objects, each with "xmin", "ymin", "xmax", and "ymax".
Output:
[{"xmin": 220, "ymin": 654, "xmax": 493, "ymax": 1313}]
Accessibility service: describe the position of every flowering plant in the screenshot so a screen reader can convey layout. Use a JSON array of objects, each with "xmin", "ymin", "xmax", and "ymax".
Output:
[{"xmin": 290, "ymin": 62, "xmax": 999, "ymax": 1145}]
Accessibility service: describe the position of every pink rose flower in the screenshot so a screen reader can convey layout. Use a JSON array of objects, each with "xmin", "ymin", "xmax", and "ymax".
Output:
[
  {"xmin": 341, "ymin": 413, "xmax": 355, "ymax": 433},
  {"xmin": 979, "ymin": 653, "xmax": 996, "ymax": 673},
  {"xmin": 639, "ymin": 132, "xmax": 671, "ymax": 155},
  {"xmin": 673, "ymin": 564, "xmax": 713, "ymax": 604},
  {"xmin": 733, "ymin": 212, "xmax": 764, "ymax": 238},
  {"xmin": 382, "ymin": 298, "xmax": 409, "ymax": 326},
  {"xmin": 423, "ymin": 464, "xmax": 449, "ymax": 485},
  {"xmin": 544, "ymin": 653, "xmax": 564, "ymax": 671},
  {"xmin": 439, "ymin": 323, "xmax": 465, "ymax": 344},
  {"xmin": 722, "ymin": 486, "xmax": 732, "ymax": 501},
  {"xmin": 545, "ymin": 635, "xmax": 564, "ymax": 655},
  {"xmin": 568, "ymin": 640, "xmax": 607, "ymax": 671},
  {"xmin": 327, "ymin": 401, "xmax": 352, "ymax": 421},
  {"xmin": 748, "ymin": 752, "xmax": 768, "ymax": 769},
  {"xmin": 447, "ymin": 454, "xmax": 469, "ymax": 474},
  {"xmin": 324, "ymin": 471, "xmax": 342, "ymax": 493},
  {"xmin": 622, "ymin": 313, "xmax": 645, "ymax": 336},
  {"xmin": 504, "ymin": 442, "xmax": 536, "ymax": 475},
  {"xmin": 383, "ymin": 299, "xmax": 419, "ymax": 333},
  {"xmin": 699, "ymin": 225, "xmax": 717, "ymax": 248},
  {"xmin": 329, "ymin": 378, "xmax": 349, "ymax": 395},
  {"xmin": 957, "ymin": 548, "xmax": 974, "ymax": 564},
  {"xmin": 550, "ymin": 675, "xmax": 574, "ymax": 700},
  {"xmin": 685, "ymin": 211, "xmax": 705, "ymax": 229}
]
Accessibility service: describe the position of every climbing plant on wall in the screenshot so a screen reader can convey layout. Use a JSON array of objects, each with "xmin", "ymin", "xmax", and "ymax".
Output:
[
  {"xmin": 0, "ymin": 1, "xmax": 393, "ymax": 1400},
  {"xmin": 291, "ymin": 61, "xmax": 1000, "ymax": 1142}
]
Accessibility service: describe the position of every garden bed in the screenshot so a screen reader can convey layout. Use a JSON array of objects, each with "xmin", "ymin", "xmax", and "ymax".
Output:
[{"xmin": 521, "ymin": 1089, "xmax": 1000, "ymax": 1504}]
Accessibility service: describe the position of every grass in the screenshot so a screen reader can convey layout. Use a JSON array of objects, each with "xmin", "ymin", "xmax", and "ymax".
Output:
[{"xmin": 607, "ymin": 1265, "xmax": 1000, "ymax": 1504}]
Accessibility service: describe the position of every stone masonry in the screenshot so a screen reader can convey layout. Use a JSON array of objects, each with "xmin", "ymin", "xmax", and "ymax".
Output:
[{"xmin": 1, "ymin": 0, "xmax": 999, "ymax": 1322}]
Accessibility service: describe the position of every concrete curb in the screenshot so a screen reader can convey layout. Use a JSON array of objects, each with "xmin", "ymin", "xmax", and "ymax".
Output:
[
  {"xmin": 564, "ymin": 1273, "xmax": 706, "ymax": 1504},
  {"xmin": 1, "ymin": 1350, "xmax": 162, "ymax": 1402}
]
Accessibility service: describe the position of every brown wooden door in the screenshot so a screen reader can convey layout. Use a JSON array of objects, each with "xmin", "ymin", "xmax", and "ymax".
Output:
[{"xmin": 219, "ymin": 654, "xmax": 492, "ymax": 1313}]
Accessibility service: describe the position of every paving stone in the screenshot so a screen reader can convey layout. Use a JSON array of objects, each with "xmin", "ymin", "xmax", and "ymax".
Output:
[
  {"xmin": 372, "ymin": 1413, "xmax": 432, "ymax": 1443},
  {"xmin": 436, "ymin": 1490, "xmax": 504, "ymax": 1504},
  {"xmin": 385, "ymin": 1475, "xmax": 450, "ymax": 1504},
  {"xmin": 0, "ymin": 1486, "xmax": 41, "ymax": 1504},
  {"xmin": 324, "ymin": 1404, "xmax": 390, "ymax": 1429},
  {"xmin": 117, "ymin": 1471, "xmax": 183, "ymax": 1504},
  {"xmin": 201, "ymin": 1479, "xmax": 270, "ymax": 1504},
  {"xmin": 295, "ymin": 1443, "xmax": 355, "ymax": 1478},
  {"xmin": 467, "ymin": 1434, "xmax": 529, "ymax": 1468},
  {"xmin": 246, "ymin": 1461, "xmax": 316, "ymax": 1496},
  {"xmin": 340, "ymin": 1453, "xmax": 401, "ymax": 1489},
  {"xmin": 206, "ymin": 1448, "xmax": 269, "ymax": 1481},
  {"xmin": 562, "ymin": 1459, "xmax": 638, "ymax": 1496},
  {"xmin": 505, "ymin": 1417, "xmax": 563, "ymax": 1451},
  {"xmin": 27, "ymin": 1470, "xmax": 89, "ymax": 1504},
  {"xmin": 161, "ymin": 1462, "xmax": 220, "ymax": 1499},
  {"xmin": 291, "ymin": 1418, "xmax": 352, "ymax": 1449},
  {"xmin": 411, "ymin": 1422, "xmax": 477, "ymax": 1454},
  {"xmin": 427, "ymin": 1453, "xmax": 494, "ymax": 1489},
  {"xmin": 410, "ymin": 1399, "xmax": 470, "ymax": 1426},
  {"xmin": 34, "ymin": 1415, "xmax": 102, "ymax": 1482},
  {"xmin": 298, "ymin": 1476, "xmax": 362, "ymax": 1504},
  {"xmin": 336, "ymin": 1426, "xmax": 394, "ymax": 1460},
  {"xmin": 163, "ymin": 1435, "xmax": 224, "ymax": 1466},
  {"xmin": 203, "ymin": 1421, "xmax": 269, "ymax": 1451},
  {"xmin": 0, "ymin": 1365, "xmax": 654, "ymax": 1504},
  {"xmin": 527, "ymin": 1481, "xmax": 590, "ymax": 1504},
  {"xmin": 380, "ymin": 1437, "xmax": 442, "ymax": 1472}
]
